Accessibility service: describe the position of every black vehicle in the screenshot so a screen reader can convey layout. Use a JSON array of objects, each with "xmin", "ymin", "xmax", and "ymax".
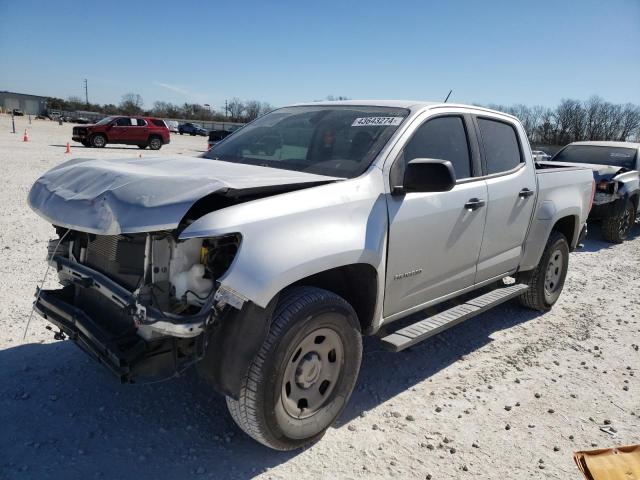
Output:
[
  {"xmin": 178, "ymin": 122, "xmax": 208, "ymax": 136},
  {"xmin": 12, "ymin": 109, "xmax": 24, "ymax": 116},
  {"xmin": 207, "ymin": 129, "xmax": 233, "ymax": 148}
]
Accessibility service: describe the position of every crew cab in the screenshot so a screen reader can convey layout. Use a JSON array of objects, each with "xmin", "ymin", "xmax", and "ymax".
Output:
[
  {"xmin": 72, "ymin": 116, "xmax": 171, "ymax": 150},
  {"xmin": 28, "ymin": 101, "xmax": 594, "ymax": 451},
  {"xmin": 542, "ymin": 141, "xmax": 639, "ymax": 243}
]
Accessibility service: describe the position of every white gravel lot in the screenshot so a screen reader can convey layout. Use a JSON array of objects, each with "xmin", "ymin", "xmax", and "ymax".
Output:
[{"xmin": 0, "ymin": 115, "xmax": 638, "ymax": 480}]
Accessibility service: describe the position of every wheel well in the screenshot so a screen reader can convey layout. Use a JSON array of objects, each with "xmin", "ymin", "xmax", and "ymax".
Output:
[
  {"xmin": 291, "ymin": 264, "xmax": 378, "ymax": 334},
  {"xmin": 551, "ymin": 215, "xmax": 577, "ymax": 247},
  {"xmin": 630, "ymin": 193, "xmax": 639, "ymax": 211},
  {"xmin": 148, "ymin": 133, "xmax": 162, "ymax": 141}
]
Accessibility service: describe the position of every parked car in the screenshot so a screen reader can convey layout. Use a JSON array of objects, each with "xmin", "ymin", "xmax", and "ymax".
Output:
[
  {"xmin": 28, "ymin": 101, "xmax": 594, "ymax": 451},
  {"xmin": 207, "ymin": 129, "xmax": 233, "ymax": 149},
  {"xmin": 531, "ymin": 150, "xmax": 552, "ymax": 162},
  {"xmin": 71, "ymin": 116, "xmax": 171, "ymax": 150},
  {"xmin": 12, "ymin": 109, "xmax": 24, "ymax": 116},
  {"xmin": 542, "ymin": 141, "xmax": 639, "ymax": 243},
  {"xmin": 165, "ymin": 120, "xmax": 179, "ymax": 133},
  {"xmin": 179, "ymin": 122, "xmax": 208, "ymax": 136}
]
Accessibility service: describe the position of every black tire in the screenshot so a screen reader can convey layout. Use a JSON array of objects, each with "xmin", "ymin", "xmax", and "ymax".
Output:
[
  {"xmin": 148, "ymin": 136, "xmax": 162, "ymax": 150},
  {"xmin": 226, "ymin": 286, "xmax": 362, "ymax": 451},
  {"xmin": 81, "ymin": 140, "xmax": 91, "ymax": 147},
  {"xmin": 91, "ymin": 134, "xmax": 106, "ymax": 148},
  {"xmin": 518, "ymin": 231, "xmax": 569, "ymax": 311},
  {"xmin": 137, "ymin": 144, "xmax": 147, "ymax": 149},
  {"xmin": 601, "ymin": 199, "xmax": 635, "ymax": 243}
]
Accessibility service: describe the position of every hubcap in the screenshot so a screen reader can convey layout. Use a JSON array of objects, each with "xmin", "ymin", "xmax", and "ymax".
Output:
[
  {"xmin": 281, "ymin": 327, "xmax": 344, "ymax": 419},
  {"xmin": 544, "ymin": 249, "xmax": 563, "ymax": 295}
]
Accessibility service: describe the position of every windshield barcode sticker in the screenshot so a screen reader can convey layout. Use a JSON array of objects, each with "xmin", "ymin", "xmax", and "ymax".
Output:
[{"xmin": 352, "ymin": 117, "xmax": 403, "ymax": 127}]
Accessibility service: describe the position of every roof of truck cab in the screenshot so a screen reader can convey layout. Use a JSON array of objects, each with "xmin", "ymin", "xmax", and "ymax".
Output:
[
  {"xmin": 291, "ymin": 100, "xmax": 517, "ymax": 118},
  {"xmin": 568, "ymin": 140, "xmax": 640, "ymax": 149}
]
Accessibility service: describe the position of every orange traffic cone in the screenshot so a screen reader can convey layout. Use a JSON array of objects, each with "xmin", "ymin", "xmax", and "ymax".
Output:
[
  {"xmin": 65, "ymin": 142, "xmax": 71, "ymax": 154},
  {"xmin": 23, "ymin": 129, "xmax": 29, "ymax": 142}
]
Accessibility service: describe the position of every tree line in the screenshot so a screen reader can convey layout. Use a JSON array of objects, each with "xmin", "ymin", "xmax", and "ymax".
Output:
[
  {"xmin": 45, "ymin": 94, "xmax": 640, "ymax": 144},
  {"xmin": 484, "ymin": 96, "xmax": 640, "ymax": 145},
  {"xmin": 45, "ymin": 94, "xmax": 273, "ymax": 123}
]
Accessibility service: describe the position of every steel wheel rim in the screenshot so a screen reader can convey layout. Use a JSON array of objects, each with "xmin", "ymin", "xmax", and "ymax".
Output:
[
  {"xmin": 281, "ymin": 327, "xmax": 344, "ymax": 419},
  {"xmin": 150, "ymin": 138, "xmax": 161, "ymax": 149},
  {"xmin": 94, "ymin": 136, "xmax": 104, "ymax": 147},
  {"xmin": 544, "ymin": 248, "xmax": 563, "ymax": 295}
]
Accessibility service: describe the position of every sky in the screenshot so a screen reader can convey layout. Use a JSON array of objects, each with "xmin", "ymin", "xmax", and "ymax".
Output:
[{"xmin": 0, "ymin": 0, "xmax": 639, "ymax": 111}]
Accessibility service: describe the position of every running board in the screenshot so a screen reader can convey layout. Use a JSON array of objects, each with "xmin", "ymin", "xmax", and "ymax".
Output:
[{"xmin": 380, "ymin": 283, "xmax": 529, "ymax": 352}]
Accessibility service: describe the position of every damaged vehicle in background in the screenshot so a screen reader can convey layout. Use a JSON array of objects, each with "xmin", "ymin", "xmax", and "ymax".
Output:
[
  {"xmin": 542, "ymin": 141, "xmax": 639, "ymax": 243},
  {"xmin": 28, "ymin": 101, "xmax": 594, "ymax": 450}
]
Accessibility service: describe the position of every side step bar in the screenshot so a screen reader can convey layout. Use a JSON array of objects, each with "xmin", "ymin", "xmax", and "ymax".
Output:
[{"xmin": 380, "ymin": 283, "xmax": 529, "ymax": 352}]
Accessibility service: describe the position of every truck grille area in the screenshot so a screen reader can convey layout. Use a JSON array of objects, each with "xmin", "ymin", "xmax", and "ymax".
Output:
[{"xmin": 84, "ymin": 234, "xmax": 145, "ymax": 290}]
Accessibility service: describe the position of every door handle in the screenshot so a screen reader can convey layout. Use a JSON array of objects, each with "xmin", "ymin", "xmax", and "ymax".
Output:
[
  {"xmin": 519, "ymin": 188, "xmax": 534, "ymax": 199},
  {"xmin": 464, "ymin": 198, "xmax": 486, "ymax": 211}
]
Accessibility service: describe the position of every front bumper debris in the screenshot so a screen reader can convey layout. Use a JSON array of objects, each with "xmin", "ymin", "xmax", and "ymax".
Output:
[
  {"xmin": 34, "ymin": 287, "xmax": 203, "ymax": 382},
  {"xmin": 53, "ymin": 255, "xmax": 211, "ymax": 338},
  {"xmin": 32, "ymin": 256, "xmax": 216, "ymax": 382}
]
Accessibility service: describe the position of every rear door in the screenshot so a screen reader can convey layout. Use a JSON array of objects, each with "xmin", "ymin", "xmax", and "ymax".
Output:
[
  {"xmin": 131, "ymin": 118, "xmax": 149, "ymax": 143},
  {"xmin": 384, "ymin": 113, "xmax": 488, "ymax": 317},
  {"xmin": 473, "ymin": 116, "xmax": 537, "ymax": 283}
]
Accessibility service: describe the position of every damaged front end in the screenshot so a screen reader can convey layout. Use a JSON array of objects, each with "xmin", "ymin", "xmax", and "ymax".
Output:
[{"xmin": 34, "ymin": 228, "xmax": 245, "ymax": 384}]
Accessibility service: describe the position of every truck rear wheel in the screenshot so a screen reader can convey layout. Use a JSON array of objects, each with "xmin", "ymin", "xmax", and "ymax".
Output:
[
  {"xmin": 601, "ymin": 199, "xmax": 635, "ymax": 243},
  {"xmin": 518, "ymin": 231, "xmax": 569, "ymax": 311},
  {"xmin": 226, "ymin": 286, "xmax": 362, "ymax": 451}
]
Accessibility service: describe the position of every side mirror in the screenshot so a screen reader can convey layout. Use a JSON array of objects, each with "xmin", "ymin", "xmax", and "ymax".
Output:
[{"xmin": 395, "ymin": 158, "xmax": 456, "ymax": 194}]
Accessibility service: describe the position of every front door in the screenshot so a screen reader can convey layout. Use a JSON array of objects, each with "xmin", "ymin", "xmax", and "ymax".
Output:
[{"xmin": 384, "ymin": 115, "xmax": 488, "ymax": 318}]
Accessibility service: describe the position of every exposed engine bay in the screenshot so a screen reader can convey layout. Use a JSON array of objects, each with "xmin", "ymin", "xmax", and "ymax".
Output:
[{"xmin": 47, "ymin": 227, "xmax": 241, "ymax": 340}]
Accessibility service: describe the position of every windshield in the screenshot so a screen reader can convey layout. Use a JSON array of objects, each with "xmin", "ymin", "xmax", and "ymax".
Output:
[
  {"xmin": 95, "ymin": 116, "xmax": 115, "ymax": 126},
  {"xmin": 552, "ymin": 145, "xmax": 637, "ymax": 169},
  {"xmin": 203, "ymin": 105, "xmax": 409, "ymax": 178}
]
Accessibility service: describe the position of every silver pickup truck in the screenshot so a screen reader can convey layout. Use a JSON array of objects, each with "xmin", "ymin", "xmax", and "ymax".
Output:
[{"xmin": 28, "ymin": 101, "xmax": 594, "ymax": 450}]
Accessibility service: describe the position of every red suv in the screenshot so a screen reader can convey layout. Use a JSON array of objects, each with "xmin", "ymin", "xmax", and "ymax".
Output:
[{"xmin": 72, "ymin": 116, "xmax": 171, "ymax": 150}]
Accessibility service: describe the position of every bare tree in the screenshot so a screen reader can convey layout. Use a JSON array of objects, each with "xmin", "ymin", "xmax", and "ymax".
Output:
[
  {"xmin": 119, "ymin": 93, "xmax": 144, "ymax": 115},
  {"xmin": 227, "ymin": 98, "xmax": 245, "ymax": 121}
]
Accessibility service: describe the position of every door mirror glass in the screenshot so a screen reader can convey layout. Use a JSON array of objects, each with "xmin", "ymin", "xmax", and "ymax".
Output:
[{"xmin": 397, "ymin": 158, "xmax": 456, "ymax": 194}]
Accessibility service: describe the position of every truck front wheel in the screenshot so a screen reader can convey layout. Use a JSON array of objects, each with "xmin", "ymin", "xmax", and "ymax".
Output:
[
  {"xmin": 226, "ymin": 286, "xmax": 362, "ymax": 451},
  {"xmin": 601, "ymin": 199, "xmax": 635, "ymax": 243},
  {"xmin": 518, "ymin": 231, "xmax": 569, "ymax": 311}
]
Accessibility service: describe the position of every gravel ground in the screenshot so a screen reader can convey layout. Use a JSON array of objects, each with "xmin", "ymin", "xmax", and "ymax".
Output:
[{"xmin": 1, "ymin": 115, "xmax": 638, "ymax": 479}]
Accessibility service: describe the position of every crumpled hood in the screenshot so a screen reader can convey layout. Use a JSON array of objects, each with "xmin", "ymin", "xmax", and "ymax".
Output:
[
  {"xmin": 540, "ymin": 161, "xmax": 628, "ymax": 181},
  {"xmin": 28, "ymin": 156, "xmax": 338, "ymax": 234}
]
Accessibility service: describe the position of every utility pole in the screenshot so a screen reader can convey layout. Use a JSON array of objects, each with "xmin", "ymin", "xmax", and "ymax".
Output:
[
  {"xmin": 225, "ymin": 99, "xmax": 228, "ymax": 119},
  {"xmin": 84, "ymin": 79, "xmax": 89, "ymax": 107}
]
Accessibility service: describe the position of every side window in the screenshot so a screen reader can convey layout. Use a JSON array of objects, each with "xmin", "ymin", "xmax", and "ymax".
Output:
[
  {"xmin": 477, "ymin": 118, "xmax": 522, "ymax": 174},
  {"xmin": 133, "ymin": 118, "xmax": 147, "ymax": 126},
  {"xmin": 151, "ymin": 119, "xmax": 166, "ymax": 127},
  {"xmin": 114, "ymin": 117, "xmax": 132, "ymax": 126},
  {"xmin": 403, "ymin": 116, "xmax": 471, "ymax": 180}
]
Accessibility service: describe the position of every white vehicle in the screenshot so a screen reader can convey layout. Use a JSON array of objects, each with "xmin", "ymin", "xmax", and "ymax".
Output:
[
  {"xmin": 29, "ymin": 101, "xmax": 595, "ymax": 450},
  {"xmin": 165, "ymin": 120, "xmax": 179, "ymax": 133},
  {"xmin": 532, "ymin": 150, "xmax": 552, "ymax": 162}
]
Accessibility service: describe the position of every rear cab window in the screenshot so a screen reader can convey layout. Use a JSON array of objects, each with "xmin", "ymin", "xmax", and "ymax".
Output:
[{"xmin": 477, "ymin": 118, "xmax": 523, "ymax": 175}]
